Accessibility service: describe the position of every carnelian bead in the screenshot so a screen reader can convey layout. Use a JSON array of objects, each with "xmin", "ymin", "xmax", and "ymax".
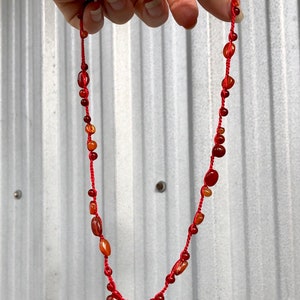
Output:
[
  {"xmin": 154, "ymin": 293, "xmax": 164, "ymax": 300},
  {"xmin": 79, "ymin": 88, "xmax": 89, "ymax": 98},
  {"xmin": 217, "ymin": 127, "xmax": 225, "ymax": 134},
  {"xmin": 204, "ymin": 169, "xmax": 219, "ymax": 186},
  {"xmin": 81, "ymin": 98, "xmax": 89, "ymax": 107},
  {"xmin": 219, "ymin": 107, "xmax": 228, "ymax": 117},
  {"xmin": 89, "ymin": 151, "xmax": 98, "ymax": 161},
  {"xmin": 201, "ymin": 186, "xmax": 212, "ymax": 197},
  {"xmin": 99, "ymin": 238, "xmax": 111, "ymax": 256},
  {"xmin": 107, "ymin": 282, "xmax": 116, "ymax": 292},
  {"xmin": 85, "ymin": 124, "xmax": 96, "ymax": 134},
  {"xmin": 91, "ymin": 216, "xmax": 102, "ymax": 236},
  {"xmin": 223, "ymin": 42, "xmax": 235, "ymax": 58},
  {"xmin": 84, "ymin": 115, "xmax": 91, "ymax": 123},
  {"xmin": 234, "ymin": 6, "xmax": 240, "ymax": 16},
  {"xmin": 194, "ymin": 212, "xmax": 205, "ymax": 225},
  {"xmin": 222, "ymin": 75, "xmax": 235, "ymax": 89},
  {"xmin": 181, "ymin": 250, "xmax": 190, "ymax": 261},
  {"xmin": 212, "ymin": 144, "xmax": 226, "ymax": 157},
  {"xmin": 104, "ymin": 266, "xmax": 113, "ymax": 276},
  {"xmin": 221, "ymin": 89, "xmax": 230, "ymax": 98},
  {"xmin": 88, "ymin": 189, "xmax": 97, "ymax": 197},
  {"xmin": 189, "ymin": 224, "xmax": 198, "ymax": 235},
  {"xmin": 174, "ymin": 260, "xmax": 188, "ymax": 276},
  {"xmin": 78, "ymin": 71, "xmax": 90, "ymax": 88},
  {"xmin": 80, "ymin": 30, "xmax": 88, "ymax": 39},
  {"xmin": 106, "ymin": 296, "xmax": 115, "ymax": 300},
  {"xmin": 87, "ymin": 140, "xmax": 97, "ymax": 151},
  {"xmin": 229, "ymin": 31, "xmax": 238, "ymax": 41},
  {"xmin": 89, "ymin": 201, "xmax": 97, "ymax": 215},
  {"xmin": 166, "ymin": 274, "xmax": 176, "ymax": 284},
  {"xmin": 214, "ymin": 134, "xmax": 225, "ymax": 144}
]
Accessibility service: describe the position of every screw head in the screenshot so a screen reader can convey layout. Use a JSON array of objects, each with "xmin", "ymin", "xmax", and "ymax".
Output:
[
  {"xmin": 156, "ymin": 181, "xmax": 166, "ymax": 193},
  {"xmin": 13, "ymin": 190, "xmax": 22, "ymax": 199}
]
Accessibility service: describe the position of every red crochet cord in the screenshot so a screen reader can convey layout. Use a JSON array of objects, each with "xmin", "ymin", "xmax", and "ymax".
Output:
[{"xmin": 77, "ymin": 1, "xmax": 239, "ymax": 299}]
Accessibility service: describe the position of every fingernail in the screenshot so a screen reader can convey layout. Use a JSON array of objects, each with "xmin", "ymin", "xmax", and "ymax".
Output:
[
  {"xmin": 235, "ymin": 9, "xmax": 244, "ymax": 23},
  {"xmin": 144, "ymin": 0, "xmax": 163, "ymax": 17},
  {"xmin": 90, "ymin": 6, "xmax": 102, "ymax": 22},
  {"xmin": 107, "ymin": 0, "xmax": 125, "ymax": 11}
]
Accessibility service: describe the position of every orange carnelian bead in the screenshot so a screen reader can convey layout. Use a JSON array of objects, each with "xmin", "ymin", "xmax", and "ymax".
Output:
[
  {"xmin": 214, "ymin": 134, "xmax": 225, "ymax": 144},
  {"xmin": 89, "ymin": 201, "xmax": 97, "ymax": 215},
  {"xmin": 87, "ymin": 140, "xmax": 97, "ymax": 151},
  {"xmin": 222, "ymin": 75, "xmax": 235, "ymax": 89},
  {"xmin": 194, "ymin": 212, "xmax": 205, "ymax": 225},
  {"xmin": 85, "ymin": 124, "xmax": 96, "ymax": 134},
  {"xmin": 91, "ymin": 216, "xmax": 102, "ymax": 236},
  {"xmin": 217, "ymin": 127, "xmax": 225, "ymax": 134},
  {"xmin": 99, "ymin": 238, "xmax": 111, "ymax": 256},
  {"xmin": 223, "ymin": 42, "xmax": 235, "ymax": 58},
  {"xmin": 201, "ymin": 186, "xmax": 212, "ymax": 197},
  {"xmin": 174, "ymin": 260, "xmax": 188, "ymax": 276}
]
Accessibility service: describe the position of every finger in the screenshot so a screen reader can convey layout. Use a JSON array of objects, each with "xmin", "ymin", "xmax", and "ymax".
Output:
[
  {"xmin": 198, "ymin": 0, "xmax": 244, "ymax": 23},
  {"xmin": 134, "ymin": 0, "xmax": 169, "ymax": 28},
  {"xmin": 167, "ymin": 0, "xmax": 199, "ymax": 29},
  {"xmin": 102, "ymin": 0, "xmax": 135, "ymax": 24},
  {"xmin": 83, "ymin": 1, "xmax": 104, "ymax": 34}
]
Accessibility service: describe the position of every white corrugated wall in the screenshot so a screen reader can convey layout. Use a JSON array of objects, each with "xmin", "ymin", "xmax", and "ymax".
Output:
[{"xmin": 1, "ymin": 0, "xmax": 300, "ymax": 299}]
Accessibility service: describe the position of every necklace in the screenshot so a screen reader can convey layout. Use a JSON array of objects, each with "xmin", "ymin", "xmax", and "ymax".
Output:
[{"xmin": 77, "ymin": 1, "xmax": 239, "ymax": 299}]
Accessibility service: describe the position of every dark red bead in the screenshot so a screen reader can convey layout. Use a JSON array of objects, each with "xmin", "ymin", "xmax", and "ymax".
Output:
[
  {"xmin": 88, "ymin": 189, "xmax": 97, "ymax": 197},
  {"xmin": 229, "ymin": 31, "xmax": 238, "ymax": 41},
  {"xmin": 212, "ymin": 144, "xmax": 226, "ymax": 158},
  {"xmin": 180, "ymin": 250, "xmax": 190, "ymax": 261},
  {"xmin": 81, "ymin": 98, "xmax": 89, "ymax": 107},
  {"xmin": 222, "ymin": 75, "xmax": 235, "ymax": 89},
  {"xmin": 219, "ymin": 107, "xmax": 228, "ymax": 117},
  {"xmin": 154, "ymin": 293, "xmax": 164, "ymax": 300},
  {"xmin": 221, "ymin": 89, "xmax": 230, "ymax": 98},
  {"xmin": 204, "ymin": 169, "xmax": 219, "ymax": 186},
  {"xmin": 84, "ymin": 115, "xmax": 91, "ymax": 123},
  {"xmin": 89, "ymin": 151, "xmax": 98, "ymax": 161},
  {"xmin": 166, "ymin": 274, "xmax": 176, "ymax": 284},
  {"xmin": 214, "ymin": 134, "xmax": 225, "ymax": 144},
  {"xmin": 79, "ymin": 88, "xmax": 89, "ymax": 98},
  {"xmin": 104, "ymin": 266, "xmax": 113, "ymax": 276},
  {"xmin": 107, "ymin": 282, "xmax": 116, "ymax": 292},
  {"xmin": 80, "ymin": 30, "xmax": 88, "ymax": 39},
  {"xmin": 78, "ymin": 71, "xmax": 90, "ymax": 88},
  {"xmin": 91, "ymin": 216, "xmax": 102, "ymax": 236},
  {"xmin": 189, "ymin": 224, "xmax": 198, "ymax": 235},
  {"xmin": 223, "ymin": 42, "xmax": 235, "ymax": 58},
  {"xmin": 81, "ymin": 62, "xmax": 88, "ymax": 71},
  {"xmin": 234, "ymin": 6, "xmax": 240, "ymax": 16}
]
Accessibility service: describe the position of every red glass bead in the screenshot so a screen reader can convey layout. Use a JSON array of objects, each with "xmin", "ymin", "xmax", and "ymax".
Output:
[
  {"xmin": 107, "ymin": 282, "xmax": 116, "ymax": 292},
  {"xmin": 88, "ymin": 188, "xmax": 97, "ymax": 197},
  {"xmin": 89, "ymin": 201, "xmax": 97, "ymax": 215},
  {"xmin": 166, "ymin": 274, "xmax": 176, "ymax": 284},
  {"xmin": 221, "ymin": 89, "xmax": 230, "ymax": 98},
  {"xmin": 173, "ymin": 260, "xmax": 188, "ymax": 276},
  {"xmin": 180, "ymin": 250, "xmax": 190, "ymax": 261},
  {"xmin": 212, "ymin": 144, "xmax": 226, "ymax": 158},
  {"xmin": 78, "ymin": 71, "xmax": 90, "ymax": 88},
  {"xmin": 154, "ymin": 293, "xmax": 164, "ymax": 300},
  {"xmin": 222, "ymin": 75, "xmax": 235, "ymax": 89},
  {"xmin": 201, "ymin": 185, "xmax": 212, "ymax": 197},
  {"xmin": 189, "ymin": 224, "xmax": 198, "ymax": 235},
  {"xmin": 204, "ymin": 169, "xmax": 219, "ymax": 186},
  {"xmin": 100, "ymin": 238, "xmax": 111, "ymax": 256},
  {"xmin": 91, "ymin": 216, "xmax": 102, "ymax": 236},
  {"xmin": 104, "ymin": 266, "xmax": 113, "ymax": 276},
  {"xmin": 81, "ymin": 98, "xmax": 89, "ymax": 107},
  {"xmin": 194, "ymin": 212, "xmax": 205, "ymax": 225},
  {"xmin": 79, "ymin": 88, "xmax": 89, "ymax": 98},
  {"xmin": 80, "ymin": 30, "xmax": 88, "ymax": 39},
  {"xmin": 85, "ymin": 124, "xmax": 96, "ymax": 134},
  {"xmin": 223, "ymin": 42, "xmax": 235, "ymax": 58},
  {"xmin": 89, "ymin": 151, "xmax": 98, "ymax": 161},
  {"xmin": 214, "ymin": 134, "xmax": 225, "ymax": 144},
  {"xmin": 84, "ymin": 115, "xmax": 91, "ymax": 123},
  {"xmin": 81, "ymin": 62, "xmax": 88, "ymax": 71},
  {"xmin": 217, "ymin": 127, "xmax": 225, "ymax": 134},
  {"xmin": 106, "ymin": 296, "xmax": 116, "ymax": 300},
  {"xmin": 234, "ymin": 6, "xmax": 240, "ymax": 16},
  {"xmin": 219, "ymin": 107, "xmax": 228, "ymax": 117},
  {"xmin": 87, "ymin": 140, "xmax": 97, "ymax": 151},
  {"xmin": 229, "ymin": 31, "xmax": 238, "ymax": 41},
  {"xmin": 232, "ymin": 0, "xmax": 239, "ymax": 6}
]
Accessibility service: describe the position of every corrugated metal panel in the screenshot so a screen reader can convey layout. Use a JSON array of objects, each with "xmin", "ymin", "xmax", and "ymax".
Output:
[{"xmin": 1, "ymin": 0, "xmax": 300, "ymax": 299}]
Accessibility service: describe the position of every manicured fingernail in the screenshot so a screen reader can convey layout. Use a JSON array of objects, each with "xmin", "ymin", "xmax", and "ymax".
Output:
[
  {"xmin": 107, "ymin": 0, "xmax": 125, "ymax": 10},
  {"xmin": 144, "ymin": 0, "xmax": 163, "ymax": 17},
  {"xmin": 90, "ymin": 6, "xmax": 102, "ymax": 22},
  {"xmin": 235, "ymin": 9, "xmax": 244, "ymax": 23}
]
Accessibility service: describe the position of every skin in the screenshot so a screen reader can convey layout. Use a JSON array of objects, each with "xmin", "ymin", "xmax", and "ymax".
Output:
[{"xmin": 53, "ymin": 0, "xmax": 243, "ymax": 34}]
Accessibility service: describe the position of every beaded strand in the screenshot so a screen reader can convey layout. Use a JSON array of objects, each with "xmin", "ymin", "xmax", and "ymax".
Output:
[{"xmin": 77, "ymin": 1, "xmax": 239, "ymax": 299}]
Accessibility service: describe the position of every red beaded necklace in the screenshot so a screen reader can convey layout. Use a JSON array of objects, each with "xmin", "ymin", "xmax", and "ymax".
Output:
[{"xmin": 77, "ymin": 1, "xmax": 239, "ymax": 299}]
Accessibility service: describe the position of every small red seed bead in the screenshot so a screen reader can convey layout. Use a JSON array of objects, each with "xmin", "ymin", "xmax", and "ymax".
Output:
[
  {"xmin": 81, "ymin": 62, "xmax": 88, "ymax": 71},
  {"xmin": 88, "ymin": 189, "xmax": 97, "ymax": 197},
  {"xmin": 214, "ymin": 134, "xmax": 225, "ymax": 144},
  {"xmin": 194, "ymin": 212, "xmax": 205, "ymax": 225},
  {"xmin": 89, "ymin": 201, "xmax": 97, "ymax": 215},
  {"xmin": 104, "ymin": 266, "xmax": 113, "ymax": 276},
  {"xmin": 212, "ymin": 144, "xmax": 226, "ymax": 158},
  {"xmin": 91, "ymin": 216, "xmax": 102, "ymax": 236},
  {"xmin": 89, "ymin": 151, "xmax": 98, "ymax": 161},
  {"xmin": 222, "ymin": 75, "xmax": 235, "ymax": 89},
  {"xmin": 204, "ymin": 169, "xmax": 219, "ymax": 186},
  {"xmin": 217, "ymin": 127, "xmax": 225, "ymax": 134},
  {"xmin": 229, "ymin": 31, "xmax": 238, "ymax": 41},
  {"xmin": 174, "ymin": 260, "xmax": 188, "ymax": 276},
  {"xmin": 99, "ymin": 238, "xmax": 111, "ymax": 256},
  {"xmin": 189, "ymin": 224, "xmax": 198, "ymax": 235},
  {"xmin": 223, "ymin": 42, "xmax": 235, "ymax": 58},
  {"xmin": 166, "ymin": 274, "xmax": 176, "ymax": 284},
  {"xmin": 79, "ymin": 88, "xmax": 89, "ymax": 98},
  {"xmin": 201, "ymin": 185, "xmax": 212, "ymax": 197},
  {"xmin": 84, "ymin": 115, "xmax": 91, "ymax": 123},
  {"xmin": 81, "ymin": 98, "xmax": 89, "ymax": 107},
  {"xmin": 219, "ymin": 107, "xmax": 229, "ymax": 117},
  {"xmin": 180, "ymin": 250, "xmax": 190, "ymax": 261},
  {"xmin": 107, "ymin": 282, "xmax": 116, "ymax": 292},
  {"xmin": 85, "ymin": 124, "xmax": 96, "ymax": 134},
  {"xmin": 78, "ymin": 71, "xmax": 90, "ymax": 88},
  {"xmin": 221, "ymin": 89, "xmax": 230, "ymax": 98},
  {"xmin": 87, "ymin": 140, "xmax": 97, "ymax": 151},
  {"xmin": 80, "ymin": 30, "xmax": 88, "ymax": 39}
]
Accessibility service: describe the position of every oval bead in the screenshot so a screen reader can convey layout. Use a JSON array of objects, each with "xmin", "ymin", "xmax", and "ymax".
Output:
[
  {"xmin": 99, "ymin": 238, "xmax": 111, "ymax": 256},
  {"xmin": 194, "ymin": 212, "xmax": 205, "ymax": 225},
  {"xmin": 214, "ymin": 134, "xmax": 225, "ymax": 144},
  {"xmin": 222, "ymin": 75, "xmax": 235, "ymax": 89},
  {"xmin": 212, "ymin": 144, "xmax": 226, "ymax": 158},
  {"xmin": 204, "ymin": 169, "xmax": 219, "ymax": 186},
  {"xmin": 85, "ymin": 124, "xmax": 96, "ymax": 134},
  {"xmin": 89, "ymin": 201, "xmax": 97, "ymax": 215},
  {"xmin": 87, "ymin": 140, "xmax": 97, "ymax": 151},
  {"xmin": 79, "ymin": 88, "xmax": 89, "ymax": 98},
  {"xmin": 174, "ymin": 260, "xmax": 188, "ymax": 276},
  {"xmin": 223, "ymin": 42, "xmax": 235, "ymax": 58},
  {"xmin": 201, "ymin": 185, "xmax": 212, "ymax": 197},
  {"xmin": 77, "ymin": 71, "xmax": 90, "ymax": 88},
  {"xmin": 91, "ymin": 216, "xmax": 102, "ymax": 236}
]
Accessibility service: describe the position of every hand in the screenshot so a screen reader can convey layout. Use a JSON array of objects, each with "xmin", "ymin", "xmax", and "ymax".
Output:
[{"xmin": 53, "ymin": 0, "xmax": 243, "ymax": 34}]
